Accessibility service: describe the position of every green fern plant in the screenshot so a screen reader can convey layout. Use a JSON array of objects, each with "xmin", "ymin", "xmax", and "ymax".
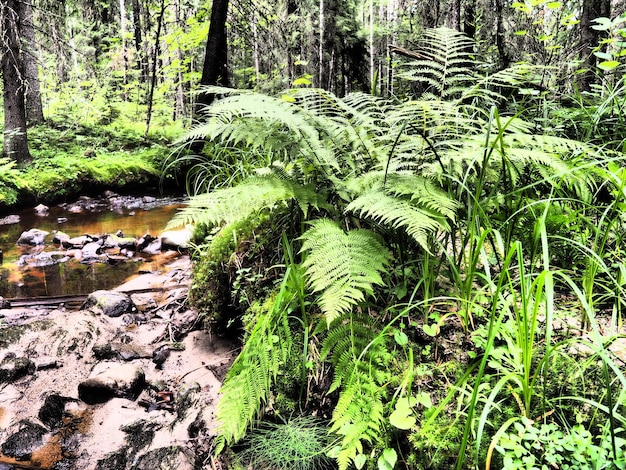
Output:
[
  {"xmin": 321, "ymin": 314, "xmax": 393, "ymax": 470},
  {"xmin": 299, "ymin": 219, "xmax": 391, "ymax": 325},
  {"xmin": 214, "ymin": 272, "xmax": 296, "ymax": 452}
]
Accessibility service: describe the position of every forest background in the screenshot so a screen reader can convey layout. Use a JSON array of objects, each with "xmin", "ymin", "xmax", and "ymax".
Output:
[{"xmin": 3, "ymin": 0, "xmax": 626, "ymax": 469}]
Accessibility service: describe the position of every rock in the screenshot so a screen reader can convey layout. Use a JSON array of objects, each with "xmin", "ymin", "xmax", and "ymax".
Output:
[
  {"xmin": 1, "ymin": 420, "xmax": 48, "ymax": 460},
  {"xmin": 78, "ymin": 364, "xmax": 145, "ymax": 404},
  {"xmin": 34, "ymin": 203, "xmax": 49, "ymax": 216},
  {"xmin": 160, "ymin": 228, "xmax": 192, "ymax": 251},
  {"xmin": 136, "ymin": 233, "xmax": 155, "ymax": 251},
  {"xmin": 0, "ymin": 296, "xmax": 10, "ymax": 309},
  {"xmin": 93, "ymin": 343, "xmax": 116, "ymax": 360},
  {"xmin": 82, "ymin": 290, "xmax": 134, "ymax": 317},
  {"xmin": 103, "ymin": 190, "xmax": 118, "ymax": 199},
  {"xmin": 63, "ymin": 234, "xmax": 96, "ymax": 249},
  {"xmin": 109, "ymin": 234, "xmax": 137, "ymax": 250},
  {"xmin": 38, "ymin": 394, "xmax": 68, "ymax": 429},
  {"xmin": 132, "ymin": 446, "xmax": 194, "ymax": 470},
  {"xmin": 142, "ymin": 196, "xmax": 157, "ymax": 204},
  {"xmin": 52, "ymin": 231, "xmax": 71, "ymax": 245},
  {"xmin": 0, "ymin": 214, "xmax": 20, "ymax": 225},
  {"xmin": 57, "ymin": 217, "xmax": 68, "ymax": 223},
  {"xmin": 17, "ymin": 228, "xmax": 49, "ymax": 246},
  {"xmin": 141, "ymin": 239, "xmax": 162, "ymax": 255},
  {"xmin": 82, "ymin": 241, "xmax": 104, "ymax": 261},
  {"xmin": 0, "ymin": 355, "xmax": 36, "ymax": 383},
  {"xmin": 152, "ymin": 345, "xmax": 170, "ymax": 369}
]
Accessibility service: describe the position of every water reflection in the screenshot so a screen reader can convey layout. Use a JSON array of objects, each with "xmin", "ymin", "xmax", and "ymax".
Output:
[{"xmin": 0, "ymin": 196, "xmax": 186, "ymax": 299}]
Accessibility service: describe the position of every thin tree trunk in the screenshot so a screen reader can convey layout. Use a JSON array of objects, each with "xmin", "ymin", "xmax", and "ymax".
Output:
[
  {"xmin": 369, "ymin": 0, "xmax": 374, "ymax": 93},
  {"xmin": 145, "ymin": 0, "xmax": 166, "ymax": 136},
  {"xmin": 131, "ymin": 0, "xmax": 147, "ymax": 82},
  {"xmin": 578, "ymin": 0, "xmax": 611, "ymax": 91},
  {"xmin": 173, "ymin": 0, "xmax": 186, "ymax": 120},
  {"xmin": 119, "ymin": 0, "xmax": 129, "ymax": 97},
  {"xmin": 318, "ymin": 0, "xmax": 324, "ymax": 87},
  {"xmin": 21, "ymin": 0, "xmax": 44, "ymax": 125},
  {"xmin": 1, "ymin": 0, "xmax": 31, "ymax": 163}
]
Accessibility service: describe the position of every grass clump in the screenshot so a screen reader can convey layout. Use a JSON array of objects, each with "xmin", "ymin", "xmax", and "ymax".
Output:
[{"xmin": 237, "ymin": 416, "xmax": 334, "ymax": 470}]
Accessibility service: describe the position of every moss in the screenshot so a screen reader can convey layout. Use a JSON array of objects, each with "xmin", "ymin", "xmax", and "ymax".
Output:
[
  {"xmin": 189, "ymin": 213, "xmax": 280, "ymax": 335},
  {"xmin": 0, "ymin": 320, "xmax": 54, "ymax": 349}
]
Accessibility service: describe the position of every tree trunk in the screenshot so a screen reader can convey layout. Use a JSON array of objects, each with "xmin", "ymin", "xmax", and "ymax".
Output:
[
  {"xmin": 193, "ymin": 0, "xmax": 230, "ymax": 117},
  {"xmin": 578, "ymin": 0, "xmax": 611, "ymax": 91},
  {"xmin": 318, "ymin": 0, "xmax": 324, "ymax": 87},
  {"xmin": 445, "ymin": 0, "xmax": 461, "ymax": 30},
  {"xmin": 119, "ymin": 0, "xmax": 129, "ymax": 97},
  {"xmin": 21, "ymin": 0, "xmax": 44, "ymax": 125},
  {"xmin": 1, "ymin": 0, "xmax": 31, "ymax": 163},
  {"xmin": 131, "ymin": 0, "xmax": 147, "ymax": 82},
  {"xmin": 144, "ymin": 0, "xmax": 166, "ymax": 136}
]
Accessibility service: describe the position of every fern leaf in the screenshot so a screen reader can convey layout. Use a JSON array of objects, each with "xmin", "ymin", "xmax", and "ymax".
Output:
[
  {"xmin": 166, "ymin": 172, "xmax": 325, "ymax": 229},
  {"xmin": 300, "ymin": 219, "xmax": 391, "ymax": 325},
  {"xmin": 346, "ymin": 190, "xmax": 449, "ymax": 250}
]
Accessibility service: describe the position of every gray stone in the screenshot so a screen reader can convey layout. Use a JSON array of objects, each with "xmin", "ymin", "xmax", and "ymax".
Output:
[
  {"xmin": 160, "ymin": 229, "xmax": 192, "ymax": 251},
  {"xmin": 52, "ymin": 231, "xmax": 71, "ymax": 245},
  {"xmin": 132, "ymin": 446, "xmax": 194, "ymax": 470},
  {"xmin": 0, "ymin": 355, "xmax": 36, "ymax": 383},
  {"xmin": 78, "ymin": 364, "xmax": 145, "ymax": 404},
  {"xmin": 82, "ymin": 290, "xmax": 134, "ymax": 317},
  {"xmin": 34, "ymin": 204, "xmax": 49, "ymax": 216},
  {"xmin": 1, "ymin": 420, "xmax": 48, "ymax": 460},
  {"xmin": 0, "ymin": 214, "xmax": 20, "ymax": 225},
  {"xmin": 82, "ymin": 241, "xmax": 104, "ymax": 261},
  {"xmin": 0, "ymin": 296, "xmax": 10, "ymax": 309},
  {"xmin": 17, "ymin": 228, "xmax": 49, "ymax": 246},
  {"xmin": 63, "ymin": 234, "xmax": 96, "ymax": 249}
]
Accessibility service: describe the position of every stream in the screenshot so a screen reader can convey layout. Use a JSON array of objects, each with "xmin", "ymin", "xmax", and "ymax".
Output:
[{"xmin": 0, "ymin": 194, "xmax": 187, "ymax": 299}]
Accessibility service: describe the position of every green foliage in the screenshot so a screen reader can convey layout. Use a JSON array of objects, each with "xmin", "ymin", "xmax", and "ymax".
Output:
[
  {"xmin": 237, "ymin": 416, "xmax": 334, "ymax": 470},
  {"xmin": 300, "ymin": 220, "xmax": 391, "ymax": 325},
  {"xmin": 167, "ymin": 169, "xmax": 327, "ymax": 230},
  {"xmin": 0, "ymin": 157, "xmax": 24, "ymax": 206},
  {"xmin": 215, "ymin": 283, "xmax": 295, "ymax": 451},
  {"xmin": 321, "ymin": 314, "xmax": 393, "ymax": 470},
  {"xmin": 493, "ymin": 417, "xmax": 625, "ymax": 469}
]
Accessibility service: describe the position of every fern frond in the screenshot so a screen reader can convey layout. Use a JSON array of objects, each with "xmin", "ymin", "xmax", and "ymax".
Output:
[
  {"xmin": 321, "ymin": 314, "xmax": 392, "ymax": 470},
  {"xmin": 216, "ymin": 287, "xmax": 294, "ymax": 447},
  {"xmin": 166, "ymin": 172, "xmax": 326, "ymax": 229},
  {"xmin": 398, "ymin": 27, "xmax": 476, "ymax": 100},
  {"xmin": 300, "ymin": 219, "xmax": 391, "ymax": 325},
  {"xmin": 346, "ymin": 190, "xmax": 450, "ymax": 250}
]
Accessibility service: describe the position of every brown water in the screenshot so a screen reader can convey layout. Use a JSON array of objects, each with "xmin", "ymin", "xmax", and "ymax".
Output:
[{"xmin": 0, "ymin": 196, "xmax": 186, "ymax": 299}]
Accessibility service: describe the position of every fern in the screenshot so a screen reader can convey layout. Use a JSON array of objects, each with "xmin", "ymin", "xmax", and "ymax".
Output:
[
  {"xmin": 215, "ymin": 276, "xmax": 295, "ymax": 452},
  {"xmin": 300, "ymin": 219, "xmax": 391, "ymax": 325},
  {"xmin": 398, "ymin": 27, "xmax": 477, "ymax": 101},
  {"xmin": 166, "ymin": 170, "xmax": 327, "ymax": 229},
  {"xmin": 321, "ymin": 314, "xmax": 392, "ymax": 470}
]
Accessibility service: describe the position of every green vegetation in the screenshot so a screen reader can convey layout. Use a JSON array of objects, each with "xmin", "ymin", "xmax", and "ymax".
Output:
[
  {"xmin": 169, "ymin": 25, "xmax": 626, "ymax": 470},
  {"xmin": 0, "ymin": 99, "xmax": 181, "ymax": 209}
]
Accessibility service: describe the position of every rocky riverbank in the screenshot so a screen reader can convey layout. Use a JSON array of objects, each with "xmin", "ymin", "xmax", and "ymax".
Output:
[{"xmin": 0, "ymin": 252, "xmax": 237, "ymax": 469}]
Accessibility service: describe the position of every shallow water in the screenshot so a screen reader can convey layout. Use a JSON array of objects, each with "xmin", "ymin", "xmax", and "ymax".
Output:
[{"xmin": 0, "ymin": 196, "xmax": 186, "ymax": 299}]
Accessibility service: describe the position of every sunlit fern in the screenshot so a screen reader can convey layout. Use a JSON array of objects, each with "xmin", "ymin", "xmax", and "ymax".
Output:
[{"xmin": 320, "ymin": 314, "xmax": 392, "ymax": 470}]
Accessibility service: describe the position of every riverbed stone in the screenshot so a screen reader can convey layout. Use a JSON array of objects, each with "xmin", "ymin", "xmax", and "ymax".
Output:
[
  {"xmin": 1, "ymin": 420, "xmax": 48, "ymax": 460},
  {"xmin": 82, "ymin": 241, "xmax": 104, "ymax": 261},
  {"xmin": 78, "ymin": 364, "xmax": 145, "ymax": 404},
  {"xmin": 38, "ymin": 393, "xmax": 68, "ymax": 429},
  {"xmin": 0, "ymin": 214, "xmax": 20, "ymax": 225},
  {"xmin": 34, "ymin": 203, "xmax": 49, "ymax": 216},
  {"xmin": 160, "ymin": 228, "xmax": 192, "ymax": 250},
  {"xmin": 17, "ymin": 228, "xmax": 49, "ymax": 246},
  {"xmin": 63, "ymin": 234, "xmax": 96, "ymax": 248},
  {"xmin": 0, "ymin": 355, "xmax": 36, "ymax": 383},
  {"xmin": 0, "ymin": 296, "xmax": 10, "ymax": 309},
  {"xmin": 82, "ymin": 290, "xmax": 134, "ymax": 317},
  {"xmin": 132, "ymin": 446, "xmax": 194, "ymax": 470}
]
